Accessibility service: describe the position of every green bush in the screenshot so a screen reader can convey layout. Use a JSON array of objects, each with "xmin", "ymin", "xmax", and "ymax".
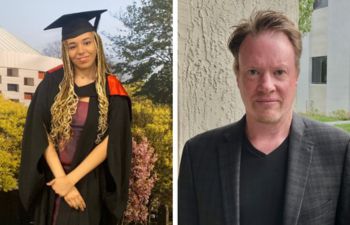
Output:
[
  {"xmin": 0, "ymin": 95, "xmax": 27, "ymax": 191},
  {"xmin": 332, "ymin": 109, "xmax": 350, "ymax": 121}
]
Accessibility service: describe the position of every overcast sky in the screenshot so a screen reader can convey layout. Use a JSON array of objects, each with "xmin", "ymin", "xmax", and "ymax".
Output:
[{"xmin": 0, "ymin": 0, "xmax": 134, "ymax": 52}]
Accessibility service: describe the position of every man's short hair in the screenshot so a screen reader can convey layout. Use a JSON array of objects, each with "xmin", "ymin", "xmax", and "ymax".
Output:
[{"xmin": 227, "ymin": 10, "xmax": 302, "ymax": 75}]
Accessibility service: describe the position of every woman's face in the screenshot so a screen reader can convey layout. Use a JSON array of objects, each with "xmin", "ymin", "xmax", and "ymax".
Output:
[{"xmin": 66, "ymin": 32, "xmax": 97, "ymax": 71}]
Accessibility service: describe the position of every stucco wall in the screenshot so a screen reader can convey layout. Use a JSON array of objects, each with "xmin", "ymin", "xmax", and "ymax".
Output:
[{"xmin": 178, "ymin": 0, "xmax": 299, "ymax": 158}]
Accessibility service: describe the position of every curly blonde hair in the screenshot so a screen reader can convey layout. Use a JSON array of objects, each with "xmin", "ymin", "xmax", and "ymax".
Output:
[{"xmin": 49, "ymin": 32, "xmax": 110, "ymax": 149}]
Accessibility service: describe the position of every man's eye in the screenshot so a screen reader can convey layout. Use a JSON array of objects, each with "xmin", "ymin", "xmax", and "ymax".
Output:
[
  {"xmin": 275, "ymin": 69, "xmax": 285, "ymax": 76},
  {"xmin": 248, "ymin": 69, "xmax": 258, "ymax": 75}
]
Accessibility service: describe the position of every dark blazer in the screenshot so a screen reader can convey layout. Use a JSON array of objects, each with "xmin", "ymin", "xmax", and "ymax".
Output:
[{"xmin": 178, "ymin": 114, "xmax": 350, "ymax": 225}]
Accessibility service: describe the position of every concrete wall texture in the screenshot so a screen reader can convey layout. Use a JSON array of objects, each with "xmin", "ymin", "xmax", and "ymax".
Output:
[
  {"xmin": 311, "ymin": 8, "xmax": 328, "ymax": 57},
  {"xmin": 297, "ymin": 7, "xmax": 328, "ymax": 114},
  {"xmin": 326, "ymin": 0, "xmax": 350, "ymax": 114},
  {"xmin": 296, "ymin": 33, "xmax": 311, "ymax": 112},
  {"xmin": 178, "ymin": 0, "xmax": 298, "ymax": 158}
]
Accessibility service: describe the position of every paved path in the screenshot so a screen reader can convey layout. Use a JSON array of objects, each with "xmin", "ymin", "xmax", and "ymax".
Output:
[{"xmin": 324, "ymin": 120, "xmax": 350, "ymax": 125}]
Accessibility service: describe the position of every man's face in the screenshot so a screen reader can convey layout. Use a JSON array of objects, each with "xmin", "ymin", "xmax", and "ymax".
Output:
[{"xmin": 236, "ymin": 31, "xmax": 298, "ymax": 124}]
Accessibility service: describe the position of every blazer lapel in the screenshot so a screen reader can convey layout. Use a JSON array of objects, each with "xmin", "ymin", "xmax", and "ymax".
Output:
[
  {"xmin": 283, "ymin": 114, "xmax": 314, "ymax": 225},
  {"xmin": 218, "ymin": 118, "xmax": 245, "ymax": 225}
]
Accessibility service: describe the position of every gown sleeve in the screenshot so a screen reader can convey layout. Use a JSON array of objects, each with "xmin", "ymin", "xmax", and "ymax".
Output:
[
  {"xmin": 103, "ymin": 95, "xmax": 132, "ymax": 222},
  {"xmin": 19, "ymin": 75, "xmax": 51, "ymax": 211}
]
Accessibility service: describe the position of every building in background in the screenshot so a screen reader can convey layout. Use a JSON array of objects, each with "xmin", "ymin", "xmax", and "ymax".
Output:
[
  {"xmin": 0, "ymin": 27, "xmax": 61, "ymax": 105},
  {"xmin": 297, "ymin": 0, "xmax": 350, "ymax": 115}
]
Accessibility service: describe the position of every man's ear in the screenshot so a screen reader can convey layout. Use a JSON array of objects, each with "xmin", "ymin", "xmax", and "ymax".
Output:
[
  {"xmin": 295, "ymin": 71, "xmax": 299, "ymax": 85},
  {"xmin": 235, "ymin": 69, "xmax": 241, "ymax": 89}
]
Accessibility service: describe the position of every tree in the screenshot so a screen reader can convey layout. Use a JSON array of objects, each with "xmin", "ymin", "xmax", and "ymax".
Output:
[
  {"xmin": 299, "ymin": 0, "xmax": 315, "ymax": 33},
  {"xmin": 108, "ymin": 0, "xmax": 172, "ymax": 104},
  {"xmin": 125, "ymin": 83, "xmax": 172, "ymax": 214},
  {"xmin": 0, "ymin": 96, "xmax": 27, "ymax": 191},
  {"xmin": 137, "ymin": 63, "xmax": 172, "ymax": 105},
  {"xmin": 42, "ymin": 40, "xmax": 62, "ymax": 58}
]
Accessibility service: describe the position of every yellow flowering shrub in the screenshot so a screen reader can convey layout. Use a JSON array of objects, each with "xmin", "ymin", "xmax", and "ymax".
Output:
[{"xmin": 0, "ymin": 96, "xmax": 27, "ymax": 191}]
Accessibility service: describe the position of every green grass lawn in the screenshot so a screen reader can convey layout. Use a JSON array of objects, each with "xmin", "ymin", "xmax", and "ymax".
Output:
[
  {"xmin": 335, "ymin": 124, "xmax": 350, "ymax": 133},
  {"xmin": 299, "ymin": 113, "xmax": 339, "ymax": 122},
  {"xmin": 299, "ymin": 112, "xmax": 350, "ymax": 133}
]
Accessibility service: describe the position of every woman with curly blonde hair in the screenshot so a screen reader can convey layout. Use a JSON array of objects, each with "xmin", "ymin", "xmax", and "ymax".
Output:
[{"xmin": 19, "ymin": 10, "xmax": 132, "ymax": 225}]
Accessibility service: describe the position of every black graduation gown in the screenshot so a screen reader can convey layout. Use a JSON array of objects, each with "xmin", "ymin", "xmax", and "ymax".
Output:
[{"xmin": 19, "ymin": 67, "xmax": 132, "ymax": 225}]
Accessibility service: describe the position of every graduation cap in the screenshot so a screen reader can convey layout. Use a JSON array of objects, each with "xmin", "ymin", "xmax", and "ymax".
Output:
[{"xmin": 44, "ymin": 9, "xmax": 107, "ymax": 40}]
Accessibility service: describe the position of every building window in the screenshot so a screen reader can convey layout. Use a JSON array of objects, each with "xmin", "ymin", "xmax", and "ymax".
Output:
[
  {"xmin": 24, "ymin": 77, "xmax": 35, "ymax": 86},
  {"xmin": 312, "ymin": 56, "xmax": 327, "ymax": 84},
  {"xmin": 7, "ymin": 68, "xmax": 19, "ymax": 77},
  {"xmin": 38, "ymin": 71, "xmax": 45, "ymax": 79},
  {"xmin": 24, "ymin": 92, "xmax": 33, "ymax": 100},
  {"xmin": 7, "ymin": 84, "xmax": 19, "ymax": 92},
  {"xmin": 313, "ymin": 0, "xmax": 328, "ymax": 10}
]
